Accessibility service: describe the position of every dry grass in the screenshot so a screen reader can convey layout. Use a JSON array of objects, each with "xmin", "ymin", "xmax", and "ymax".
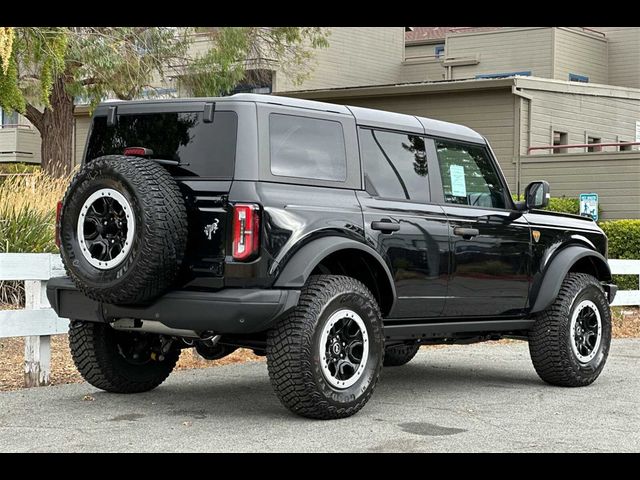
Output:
[
  {"xmin": 0, "ymin": 171, "xmax": 69, "ymax": 221},
  {"xmin": 0, "ymin": 172, "xmax": 71, "ymax": 305},
  {"xmin": 0, "ymin": 307, "xmax": 637, "ymax": 392}
]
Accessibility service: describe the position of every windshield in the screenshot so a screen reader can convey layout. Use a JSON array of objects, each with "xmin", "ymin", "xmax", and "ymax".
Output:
[{"xmin": 85, "ymin": 111, "xmax": 237, "ymax": 178}]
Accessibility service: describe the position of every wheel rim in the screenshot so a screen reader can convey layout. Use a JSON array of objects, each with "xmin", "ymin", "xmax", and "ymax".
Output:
[
  {"xmin": 77, "ymin": 188, "xmax": 135, "ymax": 270},
  {"xmin": 570, "ymin": 299, "xmax": 602, "ymax": 363},
  {"xmin": 319, "ymin": 309, "xmax": 369, "ymax": 389}
]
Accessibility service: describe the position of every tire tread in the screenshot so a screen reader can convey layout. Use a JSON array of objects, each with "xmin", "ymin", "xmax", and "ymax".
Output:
[
  {"xmin": 61, "ymin": 155, "xmax": 188, "ymax": 305},
  {"xmin": 528, "ymin": 272, "xmax": 611, "ymax": 387},
  {"xmin": 266, "ymin": 275, "xmax": 384, "ymax": 419},
  {"xmin": 69, "ymin": 321, "xmax": 179, "ymax": 393}
]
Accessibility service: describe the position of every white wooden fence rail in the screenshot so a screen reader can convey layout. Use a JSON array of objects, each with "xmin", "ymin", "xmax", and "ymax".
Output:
[
  {"xmin": 607, "ymin": 259, "xmax": 640, "ymax": 307},
  {"xmin": 0, "ymin": 254, "xmax": 68, "ymax": 387},
  {"xmin": 1, "ymin": 253, "xmax": 640, "ymax": 388}
]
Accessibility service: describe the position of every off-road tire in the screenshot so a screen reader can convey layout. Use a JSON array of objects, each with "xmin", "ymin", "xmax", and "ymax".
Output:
[
  {"xmin": 266, "ymin": 275, "xmax": 385, "ymax": 419},
  {"xmin": 528, "ymin": 273, "xmax": 611, "ymax": 387},
  {"xmin": 59, "ymin": 155, "xmax": 187, "ymax": 305},
  {"xmin": 69, "ymin": 320, "xmax": 179, "ymax": 393},
  {"xmin": 384, "ymin": 343, "xmax": 420, "ymax": 367}
]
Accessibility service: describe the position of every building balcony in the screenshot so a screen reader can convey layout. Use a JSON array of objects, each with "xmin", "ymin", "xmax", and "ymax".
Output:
[{"xmin": 0, "ymin": 125, "xmax": 41, "ymax": 164}]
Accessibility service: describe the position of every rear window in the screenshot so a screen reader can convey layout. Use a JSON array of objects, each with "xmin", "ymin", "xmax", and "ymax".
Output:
[
  {"xmin": 269, "ymin": 113, "xmax": 347, "ymax": 182},
  {"xmin": 85, "ymin": 111, "xmax": 237, "ymax": 178}
]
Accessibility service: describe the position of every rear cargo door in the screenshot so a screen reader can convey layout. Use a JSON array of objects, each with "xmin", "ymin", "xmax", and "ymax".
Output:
[{"xmin": 84, "ymin": 102, "xmax": 240, "ymax": 286}]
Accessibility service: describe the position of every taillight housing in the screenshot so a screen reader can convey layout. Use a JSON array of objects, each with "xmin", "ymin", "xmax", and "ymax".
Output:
[
  {"xmin": 123, "ymin": 147, "xmax": 154, "ymax": 157},
  {"xmin": 232, "ymin": 204, "xmax": 260, "ymax": 261},
  {"xmin": 55, "ymin": 200, "xmax": 63, "ymax": 249}
]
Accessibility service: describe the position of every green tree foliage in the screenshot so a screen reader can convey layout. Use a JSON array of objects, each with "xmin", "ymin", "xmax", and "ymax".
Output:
[
  {"xmin": 0, "ymin": 27, "xmax": 329, "ymax": 176},
  {"xmin": 180, "ymin": 27, "xmax": 328, "ymax": 96},
  {"xmin": 0, "ymin": 27, "xmax": 15, "ymax": 73}
]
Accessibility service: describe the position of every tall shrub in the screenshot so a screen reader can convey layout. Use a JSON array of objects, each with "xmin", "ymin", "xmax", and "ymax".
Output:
[{"xmin": 600, "ymin": 220, "xmax": 640, "ymax": 290}]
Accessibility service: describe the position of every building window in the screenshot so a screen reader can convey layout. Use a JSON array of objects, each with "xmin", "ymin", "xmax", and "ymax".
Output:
[
  {"xmin": 0, "ymin": 108, "xmax": 19, "ymax": 128},
  {"xmin": 434, "ymin": 44, "xmax": 445, "ymax": 58},
  {"xmin": 231, "ymin": 69, "xmax": 273, "ymax": 95},
  {"xmin": 553, "ymin": 131, "xmax": 569, "ymax": 154},
  {"xmin": 587, "ymin": 136, "xmax": 602, "ymax": 153},
  {"xmin": 475, "ymin": 71, "xmax": 532, "ymax": 79},
  {"xmin": 569, "ymin": 73, "xmax": 589, "ymax": 83},
  {"xmin": 139, "ymin": 87, "xmax": 177, "ymax": 99},
  {"xmin": 619, "ymin": 141, "xmax": 633, "ymax": 152}
]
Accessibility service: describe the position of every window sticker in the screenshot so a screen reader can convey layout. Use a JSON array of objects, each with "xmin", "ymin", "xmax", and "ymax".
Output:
[{"xmin": 449, "ymin": 164, "xmax": 466, "ymax": 197}]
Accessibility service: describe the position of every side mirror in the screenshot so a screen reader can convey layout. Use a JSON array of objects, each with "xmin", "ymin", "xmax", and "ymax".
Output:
[{"xmin": 524, "ymin": 180, "xmax": 550, "ymax": 210}]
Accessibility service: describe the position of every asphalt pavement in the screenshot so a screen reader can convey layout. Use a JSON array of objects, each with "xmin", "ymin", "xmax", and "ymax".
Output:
[{"xmin": 0, "ymin": 339, "xmax": 638, "ymax": 452}]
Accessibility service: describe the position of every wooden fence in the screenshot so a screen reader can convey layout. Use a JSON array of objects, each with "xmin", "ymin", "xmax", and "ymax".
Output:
[{"xmin": 1, "ymin": 253, "xmax": 639, "ymax": 388}]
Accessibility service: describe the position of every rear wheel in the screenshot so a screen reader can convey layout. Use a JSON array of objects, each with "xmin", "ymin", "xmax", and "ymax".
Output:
[
  {"xmin": 267, "ymin": 275, "xmax": 384, "ymax": 419},
  {"xmin": 384, "ymin": 343, "xmax": 420, "ymax": 367},
  {"xmin": 69, "ymin": 321, "xmax": 180, "ymax": 393},
  {"xmin": 528, "ymin": 273, "xmax": 611, "ymax": 387}
]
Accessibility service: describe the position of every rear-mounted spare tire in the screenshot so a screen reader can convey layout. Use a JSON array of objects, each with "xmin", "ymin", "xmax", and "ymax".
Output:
[{"xmin": 59, "ymin": 155, "xmax": 188, "ymax": 305}]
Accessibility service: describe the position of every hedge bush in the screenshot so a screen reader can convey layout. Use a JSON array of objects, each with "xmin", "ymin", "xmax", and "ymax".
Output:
[
  {"xmin": 600, "ymin": 220, "xmax": 640, "ymax": 291},
  {"xmin": 512, "ymin": 194, "xmax": 598, "ymax": 216},
  {"xmin": 545, "ymin": 197, "xmax": 580, "ymax": 215}
]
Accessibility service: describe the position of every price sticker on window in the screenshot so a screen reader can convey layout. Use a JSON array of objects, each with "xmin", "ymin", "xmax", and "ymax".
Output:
[{"xmin": 450, "ymin": 165, "xmax": 466, "ymax": 197}]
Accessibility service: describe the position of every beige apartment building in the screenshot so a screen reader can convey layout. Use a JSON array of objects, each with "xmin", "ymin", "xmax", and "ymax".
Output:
[
  {"xmin": 2, "ymin": 27, "xmax": 639, "ymax": 219},
  {"xmin": 279, "ymin": 27, "xmax": 640, "ymax": 220}
]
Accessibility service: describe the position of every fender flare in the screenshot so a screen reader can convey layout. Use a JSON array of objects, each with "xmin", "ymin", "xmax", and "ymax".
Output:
[
  {"xmin": 530, "ymin": 245, "xmax": 612, "ymax": 313},
  {"xmin": 273, "ymin": 236, "xmax": 397, "ymax": 311}
]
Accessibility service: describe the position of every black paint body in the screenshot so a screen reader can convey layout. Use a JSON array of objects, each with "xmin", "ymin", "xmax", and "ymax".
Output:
[{"xmin": 48, "ymin": 96, "xmax": 613, "ymax": 341}]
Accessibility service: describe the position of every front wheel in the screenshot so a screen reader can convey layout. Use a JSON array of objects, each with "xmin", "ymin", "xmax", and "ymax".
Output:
[
  {"xmin": 266, "ymin": 275, "xmax": 384, "ymax": 419},
  {"xmin": 528, "ymin": 273, "xmax": 611, "ymax": 387},
  {"xmin": 69, "ymin": 321, "xmax": 180, "ymax": 393}
]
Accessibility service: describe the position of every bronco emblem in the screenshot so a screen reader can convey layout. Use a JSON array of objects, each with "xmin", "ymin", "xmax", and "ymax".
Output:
[{"xmin": 204, "ymin": 219, "xmax": 219, "ymax": 240}]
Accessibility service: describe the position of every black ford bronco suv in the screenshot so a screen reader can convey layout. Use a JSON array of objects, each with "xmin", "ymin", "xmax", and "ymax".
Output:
[{"xmin": 48, "ymin": 93, "xmax": 617, "ymax": 419}]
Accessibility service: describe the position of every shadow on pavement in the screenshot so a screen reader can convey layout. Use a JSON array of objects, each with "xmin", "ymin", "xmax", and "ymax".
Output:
[{"xmin": 83, "ymin": 358, "xmax": 543, "ymax": 421}]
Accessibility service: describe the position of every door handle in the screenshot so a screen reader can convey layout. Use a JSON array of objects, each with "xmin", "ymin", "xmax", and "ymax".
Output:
[
  {"xmin": 371, "ymin": 220, "xmax": 400, "ymax": 233},
  {"xmin": 453, "ymin": 227, "xmax": 480, "ymax": 239}
]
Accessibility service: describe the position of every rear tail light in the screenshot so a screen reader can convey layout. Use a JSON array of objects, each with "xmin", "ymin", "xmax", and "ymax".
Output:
[
  {"xmin": 55, "ymin": 200, "xmax": 63, "ymax": 249},
  {"xmin": 232, "ymin": 204, "xmax": 260, "ymax": 261}
]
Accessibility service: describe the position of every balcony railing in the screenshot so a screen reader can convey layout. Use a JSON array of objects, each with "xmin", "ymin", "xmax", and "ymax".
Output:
[
  {"xmin": 0, "ymin": 124, "xmax": 32, "ymax": 129},
  {"xmin": 527, "ymin": 142, "xmax": 640, "ymax": 154},
  {"xmin": 0, "ymin": 125, "xmax": 40, "ymax": 163}
]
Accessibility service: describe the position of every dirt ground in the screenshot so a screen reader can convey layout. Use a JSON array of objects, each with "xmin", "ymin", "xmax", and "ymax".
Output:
[
  {"xmin": 0, "ymin": 335, "xmax": 261, "ymax": 392},
  {"xmin": 1, "ymin": 307, "xmax": 638, "ymax": 392}
]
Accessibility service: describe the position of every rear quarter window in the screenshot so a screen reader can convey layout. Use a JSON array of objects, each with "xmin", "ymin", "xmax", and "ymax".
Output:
[{"xmin": 269, "ymin": 113, "xmax": 347, "ymax": 182}]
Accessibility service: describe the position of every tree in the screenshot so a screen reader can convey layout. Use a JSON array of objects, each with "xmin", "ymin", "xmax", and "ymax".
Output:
[{"xmin": 0, "ymin": 27, "xmax": 329, "ymax": 177}]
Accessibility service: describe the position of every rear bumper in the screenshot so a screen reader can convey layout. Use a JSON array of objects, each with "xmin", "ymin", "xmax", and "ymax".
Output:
[{"xmin": 46, "ymin": 277, "xmax": 300, "ymax": 334}]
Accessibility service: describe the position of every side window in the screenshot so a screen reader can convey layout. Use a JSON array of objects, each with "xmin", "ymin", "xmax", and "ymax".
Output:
[
  {"xmin": 359, "ymin": 128, "xmax": 430, "ymax": 203},
  {"xmin": 270, "ymin": 113, "xmax": 347, "ymax": 182},
  {"xmin": 435, "ymin": 140, "xmax": 507, "ymax": 209}
]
